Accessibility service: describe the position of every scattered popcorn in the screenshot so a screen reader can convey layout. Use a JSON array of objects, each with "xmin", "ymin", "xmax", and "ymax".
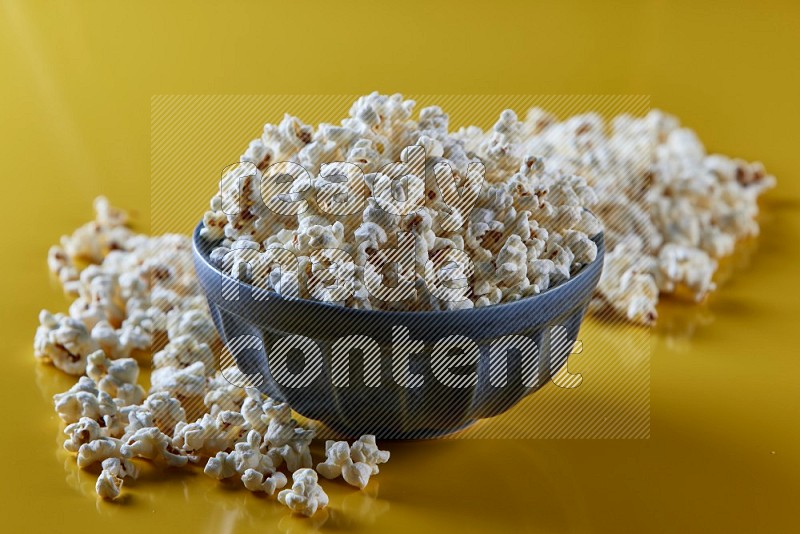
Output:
[
  {"xmin": 591, "ymin": 242, "xmax": 659, "ymax": 325},
  {"xmin": 51, "ymin": 196, "xmax": 133, "ymax": 274},
  {"xmin": 150, "ymin": 361, "xmax": 208, "ymax": 404},
  {"xmin": 241, "ymin": 387, "xmax": 269, "ymax": 435},
  {"xmin": 203, "ymin": 369, "xmax": 248, "ymax": 416},
  {"xmin": 278, "ymin": 469, "xmax": 329, "ymax": 517},
  {"xmin": 229, "ymin": 430, "xmax": 275, "ymax": 475},
  {"xmin": 513, "ymin": 109, "xmax": 774, "ymax": 322},
  {"xmin": 142, "ymin": 392, "xmax": 186, "ymax": 437}
]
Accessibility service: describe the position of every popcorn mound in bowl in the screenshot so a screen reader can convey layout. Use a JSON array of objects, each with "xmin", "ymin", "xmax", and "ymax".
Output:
[
  {"xmin": 201, "ymin": 93, "xmax": 773, "ymax": 321},
  {"xmin": 201, "ymin": 94, "xmax": 602, "ymax": 311}
]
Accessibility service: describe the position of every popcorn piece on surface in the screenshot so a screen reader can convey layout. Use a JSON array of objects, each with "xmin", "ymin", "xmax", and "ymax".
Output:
[
  {"xmin": 203, "ymin": 369, "xmax": 248, "ymax": 416},
  {"xmin": 64, "ymin": 417, "xmax": 104, "ymax": 453},
  {"xmin": 53, "ymin": 377, "xmax": 117, "ymax": 425},
  {"xmin": 263, "ymin": 403, "xmax": 315, "ymax": 471},
  {"xmin": 316, "ymin": 440, "xmax": 373, "ymax": 490},
  {"xmin": 121, "ymin": 404, "xmax": 155, "ymax": 440},
  {"xmin": 35, "ymin": 311, "xmax": 98, "ymax": 375},
  {"xmin": 86, "ymin": 350, "xmax": 146, "ymax": 406},
  {"xmin": 241, "ymin": 387, "xmax": 269, "ymax": 435},
  {"xmin": 150, "ymin": 361, "xmax": 208, "ymax": 403},
  {"xmin": 77, "ymin": 437, "xmax": 126, "ymax": 468},
  {"xmin": 203, "ymin": 451, "xmax": 237, "ymax": 480},
  {"xmin": 142, "ymin": 392, "xmax": 186, "ymax": 437},
  {"xmin": 95, "ymin": 457, "xmax": 137, "ymax": 501},
  {"xmin": 203, "ymin": 429, "xmax": 288, "ymax": 495},
  {"xmin": 229, "ymin": 430, "xmax": 274, "ymax": 475},
  {"xmin": 241, "ymin": 468, "xmax": 288, "ymax": 495},
  {"xmin": 656, "ymin": 243, "xmax": 716, "ymax": 300},
  {"xmin": 152, "ymin": 336, "xmax": 215, "ymax": 378},
  {"xmin": 278, "ymin": 468, "xmax": 329, "ymax": 517},
  {"xmin": 172, "ymin": 411, "xmax": 248, "ymax": 456},
  {"xmin": 594, "ymin": 243, "xmax": 659, "ymax": 325},
  {"xmin": 349, "ymin": 435, "xmax": 390, "ymax": 475},
  {"xmin": 121, "ymin": 427, "xmax": 192, "ymax": 467},
  {"xmin": 95, "ymin": 467, "xmax": 123, "ymax": 500}
]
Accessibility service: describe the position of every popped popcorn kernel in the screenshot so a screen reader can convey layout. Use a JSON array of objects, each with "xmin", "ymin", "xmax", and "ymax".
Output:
[{"xmin": 277, "ymin": 468, "xmax": 329, "ymax": 517}]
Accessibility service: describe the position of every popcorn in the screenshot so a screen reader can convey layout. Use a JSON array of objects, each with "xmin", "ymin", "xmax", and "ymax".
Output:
[
  {"xmin": 203, "ymin": 429, "xmax": 288, "ymax": 495},
  {"xmin": 86, "ymin": 350, "xmax": 146, "ymax": 406},
  {"xmin": 277, "ymin": 469, "xmax": 329, "ymax": 517},
  {"xmin": 241, "ymin": 387, "xmax": 269, "ymax": 435},
  {"xmin": 229, "ymin": 430, "xmax": 274, "ymax": 474},
  {"xmin": 36, "ymin": 91, "xmax": 776, "ymax": 516},
  {"xmin": 656, "ymin": 244, "xmax": 716, "ymax": 300},
  {"xmin": 121, "ymin": 404, "xmax": 155, "ymax": 440},
  {"xmin": 349, "ymin": 435, "xmax": 390, "ymax": 476},
  {"xmin": 150, "ymin": 361, "xmax": 208, "ymax": 402},
  {"xmin": 121, "ymin": 427, "xmax": 193, "ymax": 467},
  {"xmin": 202, "ymin": 94, "xmax": 603, "ymax": 312},
  {"xmin": 201, "ymin": 96, "xmax": 765, "ymax": 321},
  {"xmin": 316, "ymin": 440, "xmax": 373, "ymax": 490},
  {"xmin": 592, "ymin": 242, "xmax": 659, "ymax": 325},
  {"xmin": 142, "ymin": 392, "xmax": 186, "ymax": 437},
  {"xmin": 263, "ymin": 402, "xmax": 315, "ymax": 471},
  {"xmin": 518, "ymin": 108, "xmax": 774, "ymax": 321},
  {"xmin": 241, "ymin": 468, "xmax": 288, "ymax": 495},
  {"xmin": 203, "ymin": 451, "xmax": 237, "ymax": 480},
  {"xmin": 203, "ymin": 369, "xmax": 248, "ymax": 416},
  {"xmin": 104, "ymin": 404, "xmax": 138, "ymax": 439},
  {"xmin": 64, "ymin": 417, "xmax": 104, "ymax": 453},
  {"xmin": 53, "ymin": 377, "xmax": 117, "ymax": 425},
  {"xmin": 35, "ymin": 311, "xmax": 98, "ymax": 375},
  {"xmin": 152, "ymin": 335, "xmax": 215, "ymax": 378},
  {"xmin": 95, "ymin": 457, "xmax": 138, "ymax": 501},
  {"xmin": 39, "ymin": 199, "xmax": 332, "ymax": 512},
  {"xmin": 172, "ymin": 411, "xmax": 248, "ymax": 456},
  {"xmin": 54, "ymin": 196, "xmax": 134, "ymax": 269},
  {"xmin": 77, "ymin": 437, "xmax": 127, "ymax": 468}
]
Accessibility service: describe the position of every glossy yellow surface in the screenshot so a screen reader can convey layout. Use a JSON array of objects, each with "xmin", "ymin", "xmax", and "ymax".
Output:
[{"xmin": 2, "ymin": 1, "xmax": 799, "ymax": 532}]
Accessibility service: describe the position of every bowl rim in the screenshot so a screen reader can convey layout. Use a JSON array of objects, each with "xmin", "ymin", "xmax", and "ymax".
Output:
[{"xmin": 192, "ymin": 221, "xmax": 604, "ymax": 320}]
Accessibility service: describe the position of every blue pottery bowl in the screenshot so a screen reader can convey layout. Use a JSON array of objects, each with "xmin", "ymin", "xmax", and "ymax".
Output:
[{"xmin": 192, "ymin": 223, "xmax": 604, "ymax": 439}]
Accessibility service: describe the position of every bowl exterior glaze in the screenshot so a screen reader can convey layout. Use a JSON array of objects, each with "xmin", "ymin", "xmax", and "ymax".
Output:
[{"xmin": 193, "ymin": 224, "xmax": 604, "ymax": 438}]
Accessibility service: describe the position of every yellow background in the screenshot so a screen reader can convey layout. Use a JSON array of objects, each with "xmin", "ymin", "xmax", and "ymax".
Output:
[{"xmin": 1, "ymin": 0, "xmax": 799, "ymax": 532}]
